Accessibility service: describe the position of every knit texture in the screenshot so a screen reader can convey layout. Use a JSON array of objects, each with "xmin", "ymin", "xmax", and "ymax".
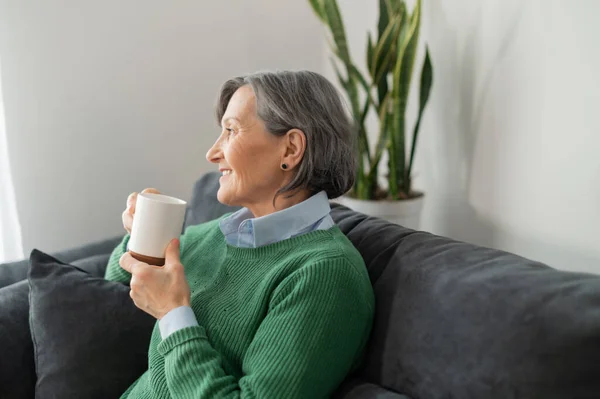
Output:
[{"xmin": 104, "ymin": 218, "xmax": 374, "ymax": 399}]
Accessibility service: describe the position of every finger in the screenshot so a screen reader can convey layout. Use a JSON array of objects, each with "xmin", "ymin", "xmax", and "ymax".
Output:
[
  {"xmin": 129, "ymin": 289, "xmax": 139, "ymax": 307},
  {"xmin": 119, "ymin": 252, "xmax": 138, "ymax": 274},
  {"xmin": 130, "ymin": 189, "xmax": 159, "ymax": 215},
  {"xmin": 122, "ymin": 210, "xmax": 131, "ymax": 228},
  {"xmin": 165, "ymin": 238, "xmax": 181, "ymax": 264},
  {"xmin": 126, "ymin": 192, "xmax": 137, "ymax": 207},
  {"xmin": 127, "ymin": 192, "xmax": 138, "ymax": 214},
  {"xmin": 122, "ymin": 210, "xmax": 133, "ymax": 233},
  {"xmin": 130, "ymin": 275, "xmax": 142, "ymax": 290}
]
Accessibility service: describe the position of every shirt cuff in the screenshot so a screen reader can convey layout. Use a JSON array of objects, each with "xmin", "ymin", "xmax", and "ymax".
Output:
[{"xmin": 158, "ymin": 306, "xmax": 199, "ymax": 340}]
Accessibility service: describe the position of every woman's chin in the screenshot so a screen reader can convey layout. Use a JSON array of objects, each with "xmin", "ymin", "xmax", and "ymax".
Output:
[
  {"xmin": 216, "ymin": 189, "xmax": 228, "ymax": 205},
  {"xmin": 216, "ymin": 188, "xmax": 236, "ymax": 206}
]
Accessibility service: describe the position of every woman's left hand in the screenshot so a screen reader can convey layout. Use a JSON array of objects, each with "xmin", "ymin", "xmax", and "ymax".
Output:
[{"xmin": 119, "ymin": 238, "xmax": 191, "ymax": 320}]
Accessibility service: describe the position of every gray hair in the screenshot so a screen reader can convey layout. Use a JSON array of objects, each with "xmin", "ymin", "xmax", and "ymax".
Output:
[{"xmin": 215, "ymin": 70, "xmax": 356, "ymax": 199}]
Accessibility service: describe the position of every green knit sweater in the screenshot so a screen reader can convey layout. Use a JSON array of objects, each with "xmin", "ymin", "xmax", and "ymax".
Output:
[{"xmin": 104, "ymin": 218, "xmax": 374, "ymax": 399}]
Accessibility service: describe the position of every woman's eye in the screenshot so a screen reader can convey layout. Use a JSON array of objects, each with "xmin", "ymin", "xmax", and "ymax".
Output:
[{"xmin": 225, "ymin": 128, "xmax": 235, "ymax": 136}]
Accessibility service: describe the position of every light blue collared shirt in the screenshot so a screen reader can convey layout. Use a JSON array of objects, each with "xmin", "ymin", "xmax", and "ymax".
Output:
[
  {"xmin": 219, "ymin": 190, "xmax": 334, "ymax": 248},
  {"xmin": 158, "ymin": 191, "xmax": 334, "ymax": 339}
]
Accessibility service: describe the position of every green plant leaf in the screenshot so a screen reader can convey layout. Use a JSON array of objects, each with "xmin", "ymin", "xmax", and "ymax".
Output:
[
  {"xmin": 390, "ymin": 0, "xmax": 421, "ymax": 196},
  {"xmin": 393, "ymin": 0, "xmax": 420, "ymax": 105},
  {"xmin": 386, "ymin": 0, "xmax": 403, "ymax": 14},
  {"xmin": 378, "ymin": 0, "xmax": 389, "ymax": 39},
  {"xmin": 387, "ymin": 103, "xmax": 401, "ymax": 198},
  {"xmin": 374, "ymin": 2, "xmax": 404, "ymax": 106},
  {"xmin": 372, "ymin": 15, "xmax": 401, "ymax": 107},
  {"xmin": 371, "ymin": 16, "xmax": 399, "ymax": 80},
  {"xmin": 351, "ymin": 65, "xmax": 377, "ymax": 110},
  {"xmin": 308, "ymin": 0, "xmax": 327, "ymax": 23},
  {"xmin": 323, "ymin": 0, "xmax": 363, "ymax": 130},
  {"xmin": 408, "ymin": 47, "xmax": 433, "ymax": 178},
  {"xmin": 323, "ymin": 0, "xmax": 351, "ymax": 66},
  {"xmin": 392, "ymin": 1, "xmax": 408, "ymax": 62},
  {"xmin": 366, "ymin": 32, "xmax": 374, "ymax": 77},
  {"xmin": 376, "ymin": 72, "xmax": 389, "ymax": 111},
  {"xmin": 346, "ymin": 65, "xmax": 375, "ymax": 166},
  {"xmin": 367, "ymin": 93, "xmax": 392, "ymax": 192},
  {"xmin": 371, "ymin": 94, "xmax": 391, "ymax": 166},
  {"xmin": 329, "ymin": 57, "xmax": 347, "ymax": 91},
  {"xmin": 359, "ymin": 97, "xmax": 371, "ymax": 131},
  {"xmin": 340, "ymin": 69, "xmax": 370, "ymax": 179},
  {"xmin": 418, "ymin": 48, "xmax": 433, "ymax": 111}
]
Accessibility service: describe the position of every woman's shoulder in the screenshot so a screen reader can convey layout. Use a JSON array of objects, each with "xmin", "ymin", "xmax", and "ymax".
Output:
[
  {"xmin": 312, "ymin": 227, "xmax": 365, "ymax": 267},
  {"xmin": 282, "ymin": 227, "xmax": 369, "ymax": 284},
  {"xmin": 271, "ymin": 229, "xmax": 374, "ymax": 310}
]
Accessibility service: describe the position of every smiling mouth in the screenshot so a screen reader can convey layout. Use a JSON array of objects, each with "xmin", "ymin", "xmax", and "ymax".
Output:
[{"xmin": 221, "ymin": 170, "xmax": 232, "ymax": 176}]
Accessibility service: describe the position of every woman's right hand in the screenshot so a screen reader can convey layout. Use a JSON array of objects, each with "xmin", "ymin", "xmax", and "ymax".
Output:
[{"xmin": 122, "ymin": 188, "xmax": 161, "ymax": 234}]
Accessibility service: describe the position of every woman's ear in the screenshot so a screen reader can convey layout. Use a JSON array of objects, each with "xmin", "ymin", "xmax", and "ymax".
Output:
[{"xmin": 281, "ymin": 129, "xmax": 306, "ymax": 170}]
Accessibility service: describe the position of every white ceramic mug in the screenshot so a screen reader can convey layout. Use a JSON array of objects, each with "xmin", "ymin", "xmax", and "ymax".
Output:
[{"xmin": 128, "ymin": 193, "xmax": 187, "ymax": 266}]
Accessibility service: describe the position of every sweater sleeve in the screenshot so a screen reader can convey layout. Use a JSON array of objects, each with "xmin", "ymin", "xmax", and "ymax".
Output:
[
  {"xmin": 156, "ymin": 257, "xmax": 375, "ymax": 399},
  {"xmin": 104, "ymin": 234, "xmax": 132, "ymax": 284}
]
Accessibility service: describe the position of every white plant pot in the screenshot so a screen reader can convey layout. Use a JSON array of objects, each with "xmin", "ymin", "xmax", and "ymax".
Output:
[{"xmin": 334, "ymin": 195, "xmax": 425, "ymax": 230}]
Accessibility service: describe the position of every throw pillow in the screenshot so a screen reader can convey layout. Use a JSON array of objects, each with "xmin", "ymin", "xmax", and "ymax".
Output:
[
  {"xmin": 28, "ymin": 249, "xmax": 155, "ymax": 398},
  {"xmin": 0, "ymin": 280, "xmax": 36, "ymax": 399}
]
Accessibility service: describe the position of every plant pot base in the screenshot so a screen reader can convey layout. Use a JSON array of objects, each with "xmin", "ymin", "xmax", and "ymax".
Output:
[{"xmin": 334, "ymin": 195, "xmax": 424, "ymax": 229}]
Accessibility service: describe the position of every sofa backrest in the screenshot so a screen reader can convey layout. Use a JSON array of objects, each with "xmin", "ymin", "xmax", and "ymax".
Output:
[{"xmin": 330, "ymin": 203, "xmax": 600, "ymax": 399}]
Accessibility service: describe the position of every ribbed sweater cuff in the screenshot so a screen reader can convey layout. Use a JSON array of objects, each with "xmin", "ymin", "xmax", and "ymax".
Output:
[{"xmin": 157, "ymin": 325, "xmax": 207, "ymax": 356}]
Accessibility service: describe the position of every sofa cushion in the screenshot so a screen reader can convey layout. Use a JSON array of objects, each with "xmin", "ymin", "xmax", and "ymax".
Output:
[
  {"xmin": 0, "ymin": 280, "xmax": 36, "ymax": 399},
  {"xmin": 330, "ymin": 204, "xmax": 600, "ymax": 399},
  {"xmin": 333, "ymin": 378, "xmax": 412, "ymax": 399},
  {"xmin": 28, "ymin": 250, "xmax": 156, "ymax": 399}
]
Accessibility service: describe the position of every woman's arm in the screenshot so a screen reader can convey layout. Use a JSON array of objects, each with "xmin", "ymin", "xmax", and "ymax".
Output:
[
  {"xmin": 104, "ymin": 234, "xmax": 132, "ymax": 284},
  {"xmin": 157, "ymin": 258, "xmax": 375, "ymax": 399}
]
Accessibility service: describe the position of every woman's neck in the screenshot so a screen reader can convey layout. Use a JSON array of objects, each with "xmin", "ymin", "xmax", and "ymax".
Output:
[{"xmin": 246, "ymin": 189, "xmax": 312, "ymax": 218}]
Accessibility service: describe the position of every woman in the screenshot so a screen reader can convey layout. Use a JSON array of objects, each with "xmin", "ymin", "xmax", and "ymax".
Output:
[{"xmin": 105, "ymin": 70, "xmax": 375, "ymax": 398}]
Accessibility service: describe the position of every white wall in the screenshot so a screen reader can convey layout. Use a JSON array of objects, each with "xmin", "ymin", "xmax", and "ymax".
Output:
[
  {"xmin": 3, "ymin": 1, "xmax": 599, "ymax": 273},
  {"xmin": 332, "ymin": 0, "xmax": 600, "ymax": 273},
  {"xmin": 0, "ymin": 0, "xmax": 324, "ymax": 258}
]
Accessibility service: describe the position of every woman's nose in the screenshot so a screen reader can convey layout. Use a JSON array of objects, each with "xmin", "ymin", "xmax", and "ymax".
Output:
[{"xmin": 206, "ymin": 137, "xmax": 223, "ymax": 164}]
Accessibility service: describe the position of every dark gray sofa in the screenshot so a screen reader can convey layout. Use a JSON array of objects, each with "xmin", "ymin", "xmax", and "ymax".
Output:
[{"xmin": 1, "ymin": 172, "xmax": 599, "ymax": 399}]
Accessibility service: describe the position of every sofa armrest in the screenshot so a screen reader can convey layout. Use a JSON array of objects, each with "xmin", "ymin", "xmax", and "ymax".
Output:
[
  {"xmin": 0, "ymin": 235, "xmax": 124, "ymax": 289},
  {"xmin": 333, "ymin": 379, "xmax": 412, "ymax": 399}
]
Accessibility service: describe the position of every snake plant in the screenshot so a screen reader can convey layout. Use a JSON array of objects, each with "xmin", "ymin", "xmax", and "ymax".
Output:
[{"xmin": 309, "ymin": 0, "xmax": 433, "ymax": 200}]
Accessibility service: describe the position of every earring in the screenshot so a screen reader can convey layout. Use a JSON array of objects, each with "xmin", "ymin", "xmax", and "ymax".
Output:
[{"xmin": 281, "ymin": 163, "xmax": 288, "ymax": 170}]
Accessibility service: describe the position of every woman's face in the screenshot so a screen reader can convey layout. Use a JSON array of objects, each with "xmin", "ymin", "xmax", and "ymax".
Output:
[{"xmin": 206, "ymin": 85, "xmax": 286, "ymax": 216}]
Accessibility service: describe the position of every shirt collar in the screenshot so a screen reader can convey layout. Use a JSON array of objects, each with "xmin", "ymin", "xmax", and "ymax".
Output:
[{"xmin": 219, "ymin": 191, "xmax": 331, "ymax": 247}]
